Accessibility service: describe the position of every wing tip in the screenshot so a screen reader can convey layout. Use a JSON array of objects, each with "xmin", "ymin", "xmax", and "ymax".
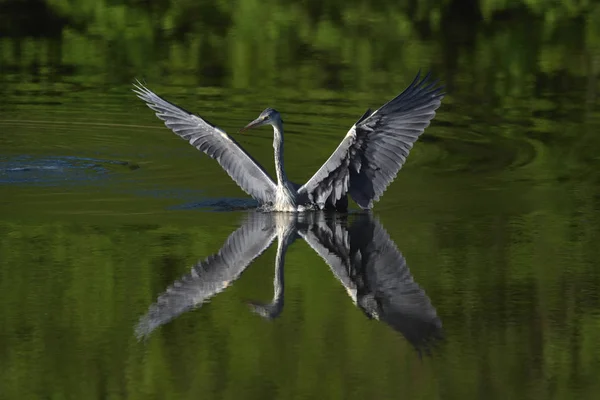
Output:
[
  {"xmin": 132, "ymin": 78, "xmax": 155, "ymax": 102},
  {"xmin": 413, "ymin": 70, "xmax": 444, "ymax": 98},
  {"xmin": 364, "ymin": 70, "xmax": 445, "ymax": 121}
]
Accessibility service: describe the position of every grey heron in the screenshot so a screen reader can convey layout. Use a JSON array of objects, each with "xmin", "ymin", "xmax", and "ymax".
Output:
[
  {"xmin": 133, "ymin": 72, "xmax": 444, "ymax": 212},
  {"xmin": 135, "ymin": 212, "xmax": 442, "ymax": 353}
]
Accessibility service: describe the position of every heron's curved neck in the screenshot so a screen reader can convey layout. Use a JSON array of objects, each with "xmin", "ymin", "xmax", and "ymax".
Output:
[{"xmin": 273, "ymin": 123, "xmax": 287, "ymax": 186}]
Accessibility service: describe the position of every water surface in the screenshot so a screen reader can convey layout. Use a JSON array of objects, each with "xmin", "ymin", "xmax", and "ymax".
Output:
[{"xmin": 1, "ymin": 1, "xmax": 600, "ymax": 399}]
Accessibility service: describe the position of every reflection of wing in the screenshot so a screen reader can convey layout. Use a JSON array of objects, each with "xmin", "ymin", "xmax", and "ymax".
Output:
[
  {"xmin": 350, "ymin": 217, "xmax": 443, "ymax": 353},
  {"xmin": 300, "ymin": 213, "xmax": 442, "ymax": 352},
  {"xmin": 297, "ymin": 213, "xmax": 356, "ymax": 298},
  {"xmin": 136, "ymin": 212, "xmax": 277, "ymax": 338}
]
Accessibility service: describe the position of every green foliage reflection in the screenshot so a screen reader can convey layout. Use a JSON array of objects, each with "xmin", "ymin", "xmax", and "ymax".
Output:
[{"xmin": 1, "ymin": 0, "xmax": 599, "ymax": 92}]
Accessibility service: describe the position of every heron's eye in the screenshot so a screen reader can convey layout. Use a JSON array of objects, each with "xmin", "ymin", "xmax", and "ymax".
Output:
[{"xmin": 263, "ymin": 116, "xmax": 268, "ymax": 120}]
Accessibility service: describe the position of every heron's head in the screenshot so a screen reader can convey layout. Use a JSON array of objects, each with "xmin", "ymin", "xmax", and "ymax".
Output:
[{"xmin": 240, "ymin": 108, "xmax": 283, "ymax": 133}]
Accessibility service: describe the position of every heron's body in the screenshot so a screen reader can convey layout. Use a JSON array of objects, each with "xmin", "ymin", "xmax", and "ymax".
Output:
[{"xmin": 134, "ymin": 72, "xmax": 444, "ymax": 212}]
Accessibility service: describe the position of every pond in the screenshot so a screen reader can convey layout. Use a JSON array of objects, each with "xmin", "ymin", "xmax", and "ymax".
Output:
[{"xmin": 1, "ymin": 1, "xmax": 600, "ymax": 399}]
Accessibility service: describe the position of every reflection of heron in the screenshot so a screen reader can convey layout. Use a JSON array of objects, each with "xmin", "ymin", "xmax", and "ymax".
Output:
[
  {"xmin": 133, "ymin": 72, "xmax": 444, "ymax": 212},
  {"xmin": 136, "ymin": 212, "xmax": 442, "ymax": 353}
]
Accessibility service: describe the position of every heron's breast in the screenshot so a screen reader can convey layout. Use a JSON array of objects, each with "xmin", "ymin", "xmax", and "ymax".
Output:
[{"xmin": 274, "ymin": 185, "xmax": 299, "ymax": 212}]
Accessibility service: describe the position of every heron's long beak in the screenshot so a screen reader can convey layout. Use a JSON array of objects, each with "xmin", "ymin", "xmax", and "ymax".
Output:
[{"xmin": 239, "ymin": 117, "xmax": 267, "ymax": 133}]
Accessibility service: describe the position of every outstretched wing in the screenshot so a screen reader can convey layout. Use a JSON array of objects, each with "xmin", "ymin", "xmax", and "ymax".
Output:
[
  {"xmin": 135, "ymin": 212, "xmax": 277, "ymax": 338},
  {"xmin": 298, "ymin": 72, "xmax": 444, "ymax": 209},
  {"xmin": 133, "ymin": 82, "xmax": 277, "ymax": 204}
]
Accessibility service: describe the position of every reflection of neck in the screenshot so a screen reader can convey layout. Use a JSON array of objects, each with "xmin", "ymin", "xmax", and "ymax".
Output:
[
  {"xmin": 248, "ymin": 218, "xmax": 295, "ymax": 320},
  {"xmin": 273, "ymin": 122, "xmax": 287, "ymax": 186},
  {"xmin": 272, "ymin": 237, "xmax": 286, "ymax": 304}
]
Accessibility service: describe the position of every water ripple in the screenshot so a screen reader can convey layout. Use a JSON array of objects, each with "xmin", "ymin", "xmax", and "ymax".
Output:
[{"xmin": 0, "ymin": 155, "xmax": 139, "ymax": 186}]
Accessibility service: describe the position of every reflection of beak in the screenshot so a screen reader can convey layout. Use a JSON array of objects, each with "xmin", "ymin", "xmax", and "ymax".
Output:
[{"xmin": 239, "ymin": 117, "xmax": 266, "ymax": 133}]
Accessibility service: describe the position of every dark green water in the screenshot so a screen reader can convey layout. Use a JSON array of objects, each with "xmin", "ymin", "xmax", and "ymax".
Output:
[{"xmin": 2, "ymin": 1, "xmax": 600, "ymax": 399}]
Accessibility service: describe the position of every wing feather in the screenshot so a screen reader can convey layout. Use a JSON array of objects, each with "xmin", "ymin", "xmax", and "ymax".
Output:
[
  {"xmin": 133, "ymin": 82, "xmax": 277, "ymax": 204},
  {"xmin": 298, "ymin": 72, "xmax": 444, "ymax": 209}
]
